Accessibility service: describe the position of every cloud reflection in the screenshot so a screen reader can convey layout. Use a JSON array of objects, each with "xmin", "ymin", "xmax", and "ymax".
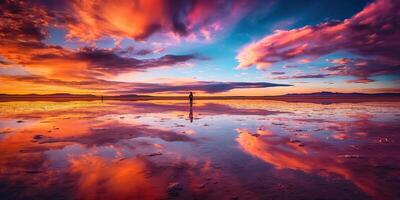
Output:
[
  {"xmin": 0, "ymin": 100, "xmax": 399, "ymax": 199},
  {"xmin": 236, "ymin": 120, "xmax": 400, "ymax": 200}
]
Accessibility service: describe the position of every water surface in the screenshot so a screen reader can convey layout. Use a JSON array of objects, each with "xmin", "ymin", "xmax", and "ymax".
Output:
[{"xmin": 0, "ymin": 100, "xmax": 399, "ymax": 200}]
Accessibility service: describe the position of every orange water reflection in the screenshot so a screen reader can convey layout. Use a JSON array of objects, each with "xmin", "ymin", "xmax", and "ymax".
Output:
[
  {"xmin": 69, "ymin": 155, "xmax": 165, "ymax": 200},
  {"xmin": 0, "ymin": 100, "xmax": 399, "ymax": 200}
]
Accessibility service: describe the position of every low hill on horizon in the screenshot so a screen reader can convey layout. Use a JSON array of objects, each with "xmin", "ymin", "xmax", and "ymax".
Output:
[
  {"xmin": 0, "ymin": 93, "xmax": 98, "ymax": 98},
  {"xmin": 1, "ymin": 91, "xmax": 400, "ymax": 98},
  {"xmin": 280, "ymin": 91, "xmax": 400, "ymax": 98}
]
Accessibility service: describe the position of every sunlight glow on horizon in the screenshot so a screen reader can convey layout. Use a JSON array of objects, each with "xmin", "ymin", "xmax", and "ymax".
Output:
[{"xmin": 0, "ymin": 0, "xmax": 399, "ymax": 95}]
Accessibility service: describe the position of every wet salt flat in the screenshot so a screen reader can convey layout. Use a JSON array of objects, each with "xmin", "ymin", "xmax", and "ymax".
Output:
[{"xmin": 0, "ymin": 100, "xmax": 399, "ymax": 200}]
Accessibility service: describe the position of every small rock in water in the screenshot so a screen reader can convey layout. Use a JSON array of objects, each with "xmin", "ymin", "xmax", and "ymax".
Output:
[
  {"xmin": 289, "ymin": 139, "xmax": 301, "ymax": 143},
  {"xmin": 16, "ymin": 120, "xmax": 24, "ymax": 123},
  {"xmin": 147, "ymin": 152, "xmax": 162, "ymax": 157},
  {"xmin": 33, "ymin": 135, "xmax": 44, "ymax": 140},
  {"xmin": 118, "ymin": 157, "xmax": 128, "ymax": 161},
  {"xmin": 167, "ymin": 182, "xmax": 183, "ymax": 196}
]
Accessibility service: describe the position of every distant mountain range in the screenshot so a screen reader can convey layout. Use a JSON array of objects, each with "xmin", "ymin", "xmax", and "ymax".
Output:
[
  {"xmin": 279, "ymin": 91, "xmax": 400, "ymax": 98},
  {"xmin": 0, "ymin": 93, "xmax": 154, "ymax": 101},
  {"xmin": 1, "ymin": 92, "xmax": 399, "ymax": 99},
  {"xmin": 0, "ymin": 93, "xmax": 98, "ymax": 98}
]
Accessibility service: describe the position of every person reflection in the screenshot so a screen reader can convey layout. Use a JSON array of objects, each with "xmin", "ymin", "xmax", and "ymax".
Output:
[
  {"xmin": 189, "ymin": 104, "xmax": 193, "ymax": 123},
  {"xmin": 189, "ymin": 92, "xmax": 194, "ymax": 122}
]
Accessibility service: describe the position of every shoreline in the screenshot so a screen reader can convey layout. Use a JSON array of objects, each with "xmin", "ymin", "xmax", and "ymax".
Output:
[{"xmin": 1, "ymin": 96, "xmax": 400, "ymax": 103}]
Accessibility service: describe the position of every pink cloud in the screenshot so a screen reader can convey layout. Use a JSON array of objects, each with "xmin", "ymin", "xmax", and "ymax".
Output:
[{"xmin": 236, "ymin": 0, "xmax": 400, "ymax": 73}]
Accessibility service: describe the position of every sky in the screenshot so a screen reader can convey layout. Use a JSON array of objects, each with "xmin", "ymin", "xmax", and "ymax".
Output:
[{"xmin": 0, "ymin": 0, "xmax": 399, "ymax": 96}]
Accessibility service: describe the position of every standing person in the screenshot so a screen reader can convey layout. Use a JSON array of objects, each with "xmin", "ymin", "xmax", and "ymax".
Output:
[
  {"xmin": 188, "ymin": 92, "xmax": 194, "ymax": 122},
  {"xmin": 189, "ymin": 92, "xmax": 193, "ymax": 105}
]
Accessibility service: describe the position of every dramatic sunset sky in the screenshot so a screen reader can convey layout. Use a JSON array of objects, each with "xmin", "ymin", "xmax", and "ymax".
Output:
[{"xmin": 0, "ymin": 0, "xmax": 399, "ymax": 96}]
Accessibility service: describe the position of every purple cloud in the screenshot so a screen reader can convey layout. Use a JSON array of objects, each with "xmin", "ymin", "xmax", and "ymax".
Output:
[
  {"xmin": 116, "ymin": 81, "xmax": 292, "ymax": 94},
  {"xmin": 1, "ymin": 75, "xmax": 291, "ymax": 94},
  {"xmin": 271, "ymin": 71, "xmax": 285, "ymax": 75},
  {"xmin": 274, "ymin": 74, "xmax": 330, "ymax": 80},
  {"xmin": 324, "ymin": 58, "xmax": 400, "ymax": 83}
]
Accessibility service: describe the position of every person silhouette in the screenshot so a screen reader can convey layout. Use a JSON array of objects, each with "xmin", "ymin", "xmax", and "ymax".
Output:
[
  {"xmin": 189, "ymin": 92, "xmax": 193, "ymax": 105},
  {"xmin": 188, "ymin": 92, "xmax": 194, "ymax": 122}
]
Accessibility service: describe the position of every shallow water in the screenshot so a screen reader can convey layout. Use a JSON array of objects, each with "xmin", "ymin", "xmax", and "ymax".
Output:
[{"xmin": 0, "ymin": 100, "xmax": 399, "ymax": 200}]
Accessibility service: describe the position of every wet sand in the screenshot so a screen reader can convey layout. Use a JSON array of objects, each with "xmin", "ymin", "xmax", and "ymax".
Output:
[{"xmin": 0, "ymin": 100, "xmax": 399, "ymax": 200}]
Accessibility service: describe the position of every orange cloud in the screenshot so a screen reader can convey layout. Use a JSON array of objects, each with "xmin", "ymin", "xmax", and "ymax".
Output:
[
  {"xmin": 64, "ymin": 0, "xmax": 253, "ymax": 42},
  {"xmin": 0, "ymin": 1, "xmax": 205, "ymax": 94}
]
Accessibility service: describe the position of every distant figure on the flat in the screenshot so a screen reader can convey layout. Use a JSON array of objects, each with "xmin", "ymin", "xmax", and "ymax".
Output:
[
  {"xmin": 188, "ymin": 92, "xmax": 194, "ymax": 122},
  {"xmin": 189, "ymin": 92, "xmax": 194, "ymax": 105}
]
